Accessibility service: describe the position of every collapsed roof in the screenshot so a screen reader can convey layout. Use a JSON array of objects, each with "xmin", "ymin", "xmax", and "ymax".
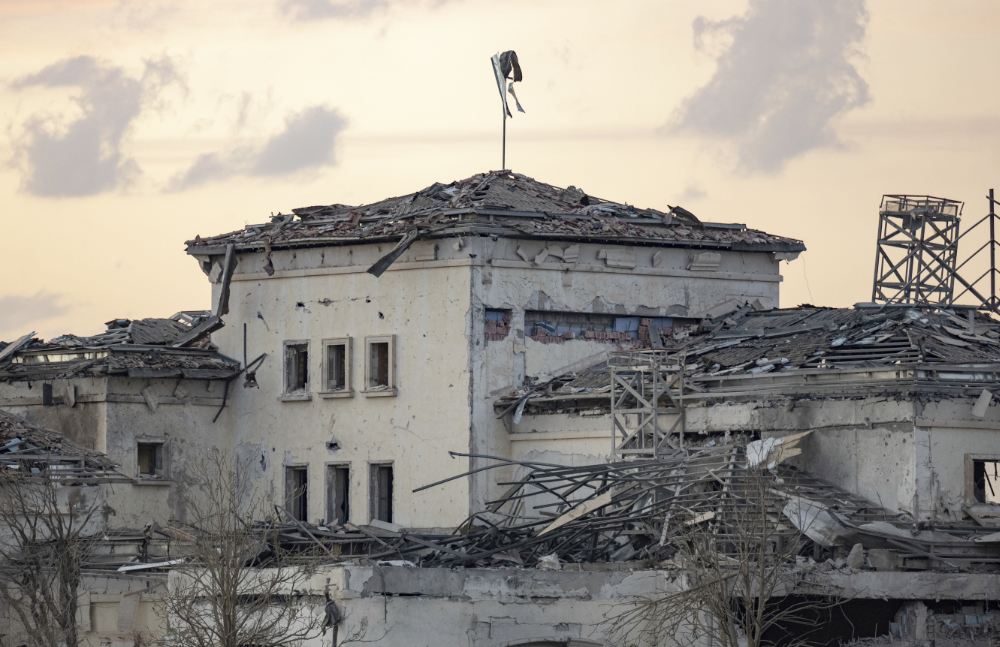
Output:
[
  {"xmin": 499, "ymin": 304, "xmax": 1000, "ymax": 413},
  {"xmin": 185, "ymin": 170, "xmax": 805, "ymax": 255},
  {"xmin": 0, "ymin": 409, "xmax": 121, "ymax": 478},
  {"xmin": 229, "ymin": 440, "xmax": 1000, "ymax": 572},
  {"xmin": 0, "ymin": 311, "xmax": 241, "ymax": 382}
]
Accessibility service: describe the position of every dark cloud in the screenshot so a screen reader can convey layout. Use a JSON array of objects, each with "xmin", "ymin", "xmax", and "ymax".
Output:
[
  {"xmin": 668, "ymin": 0, "xmax": 870, "ymax": 174},
  {"xmin": 10, "ymin": 55, "xmax": 180, "ymax": 197},
  {"xmin": 168, "ymin": 106, "xmax": 347, "ymax": 191},
  {"xmin": 0, "ymin": 292, "xmax": 69, "ymax": 340}
]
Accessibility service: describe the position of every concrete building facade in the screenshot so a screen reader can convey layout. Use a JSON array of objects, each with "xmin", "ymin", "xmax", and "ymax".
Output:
[{"xmin": 186, "ymin": 170, "xmax": 804, "ymax": 529}]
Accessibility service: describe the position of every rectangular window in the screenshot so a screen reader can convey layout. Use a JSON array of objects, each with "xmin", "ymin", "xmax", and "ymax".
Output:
[
  {"xmin": 973, "ymin": 459, "xmax": 1000, "ymax": 504},
  {"xmin": 326, "ymin": 465, "xmax": 350, "ymax": 525},
  {"xmin": 370, "ymin": 464, "xmax": 393, "ymax": 523},
  {"xmin": 523, "ymin": 311, "xmax": 676, "ymax": 344},
  {"xmin": 285, "ymin": 466, "xmax": 308, "ymax": 521},
  {"xmin": 363, "ymin": 335, "xmax": 396, "ymax": 396},
  {"xmin": 136, "ymin": 442, "xmax": 164, "ymax": 478},
  {"xmin": 320, "ymin": 338, "xmax": 352, "ymax": 397},
  {"xmin": 283, "ymin": 341, "xmax": 310, "ymax": 395}
]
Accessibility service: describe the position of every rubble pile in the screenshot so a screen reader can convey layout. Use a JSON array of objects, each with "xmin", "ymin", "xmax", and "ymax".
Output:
[{"xmin": 185, "ymin": 170, "xmax": 801, "ymax": 254}]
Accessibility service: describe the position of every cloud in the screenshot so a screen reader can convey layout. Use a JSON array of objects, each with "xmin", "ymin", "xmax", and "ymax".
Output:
[
  {"xmin": 0, "ymin": 292, "xmax": 70, "ymax": 341},
  {"xmin": 168, "ymin": 106, "xmax": 347, "ymax": 191},
  {"xmin": 668, "ymin": 0, "xmax": 870, "ymax": 174},
  {"xmin": 10, "ymin": 55, "xmax": 181, "ymax": 197},
  {"xmin": 116, "ymin": 0, "xmax": 181, "ymax": 30},
  {"xmin": 281, "ymin": 0, "xmax": 455, "ymax": 21},
  {"xmin": 282, "ymin": 0, "xmax": 387, "ymax": 20},
  {"xmin": 678, "ymin": 183, "xmax": 707, "ymax": 202}
]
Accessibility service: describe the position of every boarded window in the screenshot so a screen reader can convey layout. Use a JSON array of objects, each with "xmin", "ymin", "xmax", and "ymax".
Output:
[
  {"xmin": 327, "ymin": 465, "xmax": 350, "ymax": 525},
  {"xmin": 284, "ymin": 341, "xmax": 309, "ymax": 393},
  {"xmin": 285, "ymin": 466, "xmax": 308, "ymax": 521},
  {"xmin": 973, "ymin": 459, "xmax": 1000, "ymax": 504},
  {"xmin": 326, "ymin": 343, "xmax": 348, "ymax": 391},
  {"xmin": 137, "ymin": 442, "xmax": 164, "ymax": 477},
  {"xmin": 370, "ymin": 464, "xmax": 393, "ymax": 523}
]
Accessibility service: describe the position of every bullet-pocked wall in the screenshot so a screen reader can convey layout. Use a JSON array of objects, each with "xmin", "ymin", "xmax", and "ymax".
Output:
[
  {"xmin": 467, "ymin": 235, "xmax": 785, "ymax": 513},
  {"xmin": 209, "ymin": 242, "xmax": 474, "ymax": 529},
  {"xmin": 197, "ymin": 233, "xmax": 785, "ymax": 528}
]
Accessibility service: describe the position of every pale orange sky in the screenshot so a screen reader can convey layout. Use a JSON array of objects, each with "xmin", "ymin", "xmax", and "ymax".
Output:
[{"xmin": 1, "ymin": 0, "xmax": 999, "ymax": 341}]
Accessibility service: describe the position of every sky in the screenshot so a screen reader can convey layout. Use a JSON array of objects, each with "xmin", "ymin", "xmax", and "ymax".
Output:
[{"xmin": 1, "ymin": 0, "xmax": 999, "ymax": 341}]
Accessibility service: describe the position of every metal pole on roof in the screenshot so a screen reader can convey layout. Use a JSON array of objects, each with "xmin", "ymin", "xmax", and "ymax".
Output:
[
  {"xmin": 991, "ymin": 188, "xmax": 996, "ymax": 311},
  {"xmin": 503, "ymin": 112, "xmax": 506, "ymax": 171}
]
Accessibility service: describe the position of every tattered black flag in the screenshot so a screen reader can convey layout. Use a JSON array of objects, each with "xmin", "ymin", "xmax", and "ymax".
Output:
[{"xmin": 491, "ymin": 50, "xmax": 525, "ymax": 118}]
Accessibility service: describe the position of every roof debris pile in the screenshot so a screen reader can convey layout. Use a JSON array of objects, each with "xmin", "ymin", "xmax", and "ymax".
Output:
[
  {"xmin": 0, "ymin": 410, "xmax": 122, "ymax": 479},
  {"xmin": 497, "ymin": 305, "xmax": 1000, "ymax": 415},
  {"xmin": 185, "ymin": 171, "xmax": 804, "ymax": 256},
  {"xmin": 0, "ymin": 311, "xmax": 240, "ymax": 383},
  {"xmin": 204, "ymin": 444, "xmax": 1000, "ymax": 572}
]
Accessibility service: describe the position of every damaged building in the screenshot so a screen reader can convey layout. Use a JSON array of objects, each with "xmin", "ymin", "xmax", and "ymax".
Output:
[
  {"xmin": 2, "ymin": 173, "xmax": 1000, "ymax": 645},
  {"xmin": 0, "ymin": 311, "xmax": 241, "ymax": 527},
  {"xmin": 183, "ymin": 169, "xmax": 804, "ymax": 530}
]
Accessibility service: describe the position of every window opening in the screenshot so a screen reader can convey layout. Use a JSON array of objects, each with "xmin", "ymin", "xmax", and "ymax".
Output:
[
  {"xmin": 363, "ymin": 336, "xmax": 395, "ymax": 395},
  {"xmin": 370, "ymin": 464, "xmax": 393, "ymax": 523},
  {"xmin": 285, "ymin": 466, "xmax": 308, "ymax": 521},
  {"xmin": 327, "ymin": 465, "xmax": 350, "ymax": 525},
  {"xmin": 370, "ymin": 343, "xmax": 389, "ymax": 388},
  {"xmin": 327, "ymin": 343, "xmax": 347, "ymax": 391},
  {"xmin": 284, "ymin": 342, "xmax": 309, "ymax": 393},
  {"xmin": 485, "ymin": 309, "xmax": 512, "ymax": 342},
  {"xmin": 973, "ymin": 459, "xmax": 1000, "ymax": 504},
  {"xmin": 524, "ymin": 311, "xmax": 676, "ymax": 345},
  {"xmin": 137, "ymin": 442, "xmax": 163, "ymax": 477}
]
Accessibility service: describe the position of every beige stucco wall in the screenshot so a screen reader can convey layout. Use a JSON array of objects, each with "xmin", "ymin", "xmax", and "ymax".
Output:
[
  {"xmin": 211, "ymin": 251, "xmax": 473, "ymax": 529},
  {"xmin": 0, "ymin": 375, "xmax": 227, "ymax": 528},
  {"xmin": 192, "ymin": 234, "xmax": 785, "ymax": 528}
]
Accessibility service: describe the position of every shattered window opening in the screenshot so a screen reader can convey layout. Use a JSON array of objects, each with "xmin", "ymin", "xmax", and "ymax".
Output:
[
  {"xmin": 973, "ymin": 459, "xmax": 1000, "ymax": 504},
  {"xmin": 370, "ymin": 464, "xmax": 393, "ymax": 523},
  {"xmin": 285, "ymin": 466, "xmax": 308, "ymax": 521},
  {"xmin": 327, "ymin": 465, "xmax": 350, "ymax": 525},
  {"xmin": 524, "ymin": 310, "xmax": 676, "ymax": 345},
  {"xmin": 136, "ymin": 442, "xmax": 164, "ymax": 478},
  {"xmin": 283, "ymin": 341, "xmax": 309, "ymax": 394},
  {"xmin": 364, "ymin": 335, "xmax": 395, "ymax": 395},
  {"xmin": 485, "ymin": 309, "xmax": 512, "ymax": 343},
  {"xmin": 322, "ymin": 338, "xmax": 351, "ymax": 393}
]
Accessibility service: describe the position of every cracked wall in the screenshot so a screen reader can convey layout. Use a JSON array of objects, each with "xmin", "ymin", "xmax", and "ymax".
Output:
[
  {"xmin": 468, "ymin": 237, "xmax": 783, "ymax": 513},
  {"xmin": 210, "ymin": 244, "xmax": 473, "ymax": 529}
]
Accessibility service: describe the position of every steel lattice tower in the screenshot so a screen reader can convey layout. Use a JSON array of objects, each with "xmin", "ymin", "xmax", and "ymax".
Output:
[{"xmin": 871, "ymin": 195, "xmax": 964, "ymax": 306}]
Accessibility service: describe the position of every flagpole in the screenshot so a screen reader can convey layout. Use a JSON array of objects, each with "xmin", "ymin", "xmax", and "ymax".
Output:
[{"xmin": 502, "ymin": 112, "xmax": 506, "ymax": 171}]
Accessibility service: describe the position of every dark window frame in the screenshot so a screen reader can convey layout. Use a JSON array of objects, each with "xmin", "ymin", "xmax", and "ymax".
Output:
[
  {"xmin": 968, "ymin": 455, "xmax": 1000, "ymax": 505},
  {"xmin": 363, "ymin": 335, "xmax": 396, "ymax": 397},
  {"xmin": 326, "ymin": 464, "xmax": 350, "ymax": 526},
  {"xmin": 320, "ymin": 337, "xmax": 352, "ymax": 398},
  {"xmin": 136, "ymin": 441, "xmax": 166, "ymax": 478},
  {"xmin": 369, "ymin": 463, "xmax": 393, "ymax": 523},
  {"xmin": 285, "ymin": 466, "xmax": 309, "ymax": 522}
]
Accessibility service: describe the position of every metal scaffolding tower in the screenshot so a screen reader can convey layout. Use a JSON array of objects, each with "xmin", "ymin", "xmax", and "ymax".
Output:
[
  {"xmin": 872, "ymin": 190, "xmax": 1000, "ymax": 315},
  {"xmin": 871, "ymin": 195, "xmax": 963, "ymax": 307},
  {"xmin": 609, "ymin": 350, "xmax": 686, "ymax": 459}
]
